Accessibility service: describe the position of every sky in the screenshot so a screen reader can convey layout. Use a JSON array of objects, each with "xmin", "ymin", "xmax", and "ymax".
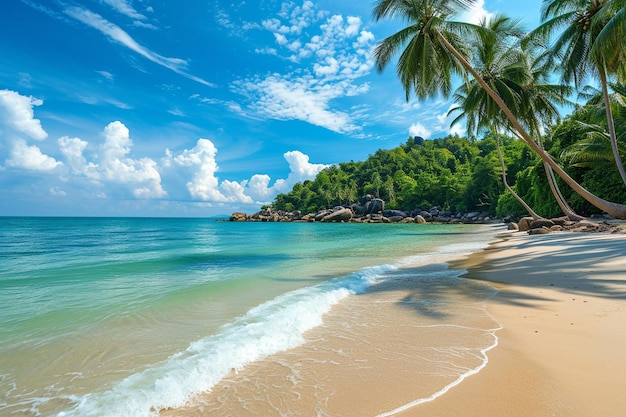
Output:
[{"xmin": 0, "ymin": 0, "xmax": 543, "ymax": 217}]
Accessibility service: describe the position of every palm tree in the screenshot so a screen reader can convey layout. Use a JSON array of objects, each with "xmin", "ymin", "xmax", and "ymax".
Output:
[
  {"xmin": 448, "ymin": 14, "xmax": 544, "ymax": 219},
  {"xmin": 373, "ymin": 0, "xmax": 626, "ymax": 218},
  {"xmin": 528, "ymin": 0, "xmax": 626, "ymax": 186},
  {"xmin": 520, "ymin": 49, "xmax": 584, "ymax": 220},
  {"xmin": 591, "ymin": 0, "xmax": 626, "ymax": 81}
]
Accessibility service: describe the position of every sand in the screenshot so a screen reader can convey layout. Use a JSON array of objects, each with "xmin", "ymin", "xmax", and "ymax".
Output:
[
  {"xmin": 164, "ymin": 229, "xmax": 626, "ymax": 417},
  {"xmin": 401, "ymin": 230, "xmax": 626, "ymax": 417}
]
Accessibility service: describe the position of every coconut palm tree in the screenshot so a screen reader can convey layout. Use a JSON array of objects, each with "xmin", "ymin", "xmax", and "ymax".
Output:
[
  {"xmin": 448, "ymin": 14, "xmax": 544, "ymax": 219},
  {"xmin": 591, "ymin": 0, "xmax": 626, "ymax": 81},
  {"xmin": 521, "ymin": 50, "xmax": 584, "ymax": 220},
  {"xmin": 528, "ymin": 0, "xmax": 626, "ymax": 186},
  {"xmin": 372, "ymin": 0, "xmax": 626, "ymax": 218}
]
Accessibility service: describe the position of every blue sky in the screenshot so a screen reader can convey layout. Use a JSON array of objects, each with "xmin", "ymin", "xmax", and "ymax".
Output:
[{"xmin": 0, "ymin": 0, "xmax": 543, "ymax": 217}]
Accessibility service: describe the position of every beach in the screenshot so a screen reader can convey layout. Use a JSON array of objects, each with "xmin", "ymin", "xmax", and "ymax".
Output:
[
  {"xmin": 3, "ymin": 218, "xmax": 625, "ymax": 416},
  {"xmin": 403, "ymin": 230, "xmax": 626, "ymax": 417}
]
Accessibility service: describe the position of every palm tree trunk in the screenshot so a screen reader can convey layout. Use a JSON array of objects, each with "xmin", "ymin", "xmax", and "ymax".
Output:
[
  {"xmin": 599, "ymin": 68, "xmax": 626, "ymax": 186},
  {"xmin": 496, "ymin": 135, "xmax": 542, "ymax": 220},
  {"xmin": 543, "ymin": 161, "xmax": 585, "ymax": 220},
  {"xmin": 536, "ymin": 134, "xmax": 584, "ymax": 221},
  {"xmin": 436, "ymin": 29, "xmax": 626, "ymax": 219}
]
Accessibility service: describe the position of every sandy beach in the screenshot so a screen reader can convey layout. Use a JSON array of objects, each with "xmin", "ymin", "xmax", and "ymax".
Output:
[
  {"xmin": 402, "ymin": 230, "xmax": 626, "ymax": 417},
  {"xmin": 159, "ymin": 228, "xmax": 626, "ymax": 417}
]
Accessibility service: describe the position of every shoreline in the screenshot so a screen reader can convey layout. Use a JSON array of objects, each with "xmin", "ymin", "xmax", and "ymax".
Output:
[{"xmin": 400, "ymin": 230, "xmax": 626, "ymax": 416}]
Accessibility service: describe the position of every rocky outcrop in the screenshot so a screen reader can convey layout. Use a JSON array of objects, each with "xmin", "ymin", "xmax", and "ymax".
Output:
[
  {"xmin": 229, "ymin": 199, "xmax": 626, "ymax": 234},
  {"xmin": 229, "ymin": 212, "xmax": 248, "ymax": 222},
  {"xmin": 231, "ymin": 200, "xmax": 498, "ymax": 225},
  {"xmin": 321, "ymin": 207, "xmax": 353, "ymax": 222}
]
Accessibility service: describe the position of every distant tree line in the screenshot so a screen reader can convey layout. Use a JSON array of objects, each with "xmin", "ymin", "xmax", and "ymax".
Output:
[{"xmin": 271, "ymin": 99, "xmax": 626, "ymax": 218}]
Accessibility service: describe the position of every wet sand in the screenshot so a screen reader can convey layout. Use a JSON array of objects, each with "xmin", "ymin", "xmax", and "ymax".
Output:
[
  {"xmin": 404, "ymin": 231, "xmax": 626, "ymax": 417},
  {"xmin": 165, "ymin": 230, "xmax": 626, "ymax": 417}
]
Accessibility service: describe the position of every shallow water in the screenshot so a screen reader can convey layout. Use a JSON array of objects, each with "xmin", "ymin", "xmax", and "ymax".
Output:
[{"xmin": 0, "ymin": 217, "xmax": 500, "ymax": 416}]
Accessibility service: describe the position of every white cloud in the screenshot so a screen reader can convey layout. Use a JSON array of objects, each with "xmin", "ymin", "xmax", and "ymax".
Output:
[
  {"xmin": 237, "ymin": 6, "xmax": 376, "ymax": 134},
  {"xmin": 164, "ymin": 138, "xmax": 253, "ymax": 203},
  {"xmin": 6, "ymin": 139, "xmax": 61, "ymax": 171},
  {"xmin": 97, "ymin": 121, "xmax": 167, "ymax": 198},
  {"xmin": 457, "ymin": 0, "xmax": 493, "ymax": 24},
  {"xmin": 0, "ymin": 90, "xmax": 47, "ymax": 141},
  {"xmin": 58, "ymin": 136, "xmax": 95, "ymax": 177},
  {"xmin": 64, "ymin": 6, "xmax": 215, "ymax": 87},
  {"xmin": 56, "ymin": 122, "xmax": 167, "ymax": 198},
  {"xmin": 243, "ymin": 150, "xmax": 328, "ymax": 202},
  {"xmin": 96, "ymin": 70, "xmax": 114, "ymax": 81},
  {"xmin": 165, "ymin": 140, "xmax": 327, "ymax": 204},
  {"xmin": 50, "ymin": 186, "xmax": 67, "ymax": 196},
  {"xmin": 409, "ymin": 122, "xmax": 431, "ymax": 139},
  {"xmin": 102, "ymin": 0, "xmax": 147, "ymax": 20}
]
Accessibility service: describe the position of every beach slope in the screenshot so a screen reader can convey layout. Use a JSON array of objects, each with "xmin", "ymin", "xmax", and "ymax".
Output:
[{"xmin": 404, "ymin": 231, "xmax": 626, "ymax": 417}]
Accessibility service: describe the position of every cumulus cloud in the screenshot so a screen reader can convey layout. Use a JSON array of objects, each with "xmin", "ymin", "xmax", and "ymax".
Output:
[
  {"xmin": 409, "ymin": 122, "xmax": 431, "ymax": 139},
  {"xmin": 97, "ymin": 122, "xmax": 167, "ymax": 198},
  {"xmin": 0, "ymin": 89, "xmax": 61, "ymax": 171},
  {"xmin": 239, "ymin": 4, "xmax": 375, "ymax": 134},
  {"xmin": 165, "ymin": 139, "xmax": 327, "ymax": 204},
  {"xmin": 244, "ymin": 150, "xmax": 328, "ymax": 202},
  {"xmin": 56, "ymin": 121, "xmax": 167, "ymax": 198},
  {"xmin": 1, "ymin": 90, "xmax": 326, "ymax": 208},
  {"xmin": 6, "ymin": 139, "xmax": 61, "ymax": 171},
  {"xmin": 0, "ymin": 90, "xmax": 47, "ymax": 141}
]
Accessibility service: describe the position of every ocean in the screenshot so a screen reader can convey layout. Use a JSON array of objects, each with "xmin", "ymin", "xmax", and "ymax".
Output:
[{"xmin": 0, "ymin": 217, "xmax": 502, "ymax": 416}]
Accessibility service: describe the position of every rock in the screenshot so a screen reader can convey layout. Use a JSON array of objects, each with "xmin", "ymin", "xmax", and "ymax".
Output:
[
  {"xmin": 388, "ymin": 216, "xmax": 405, "ymax": 223},
  {"xmin": 229, "ymin": 212, "xmax": 248, "ymax": 222},
  {"xmin": 315, "ymin": 209, "xmax": 332, "ymax": 222},
  {"xmin": 415, "ymin": 215, "xmax": 427, "ymax": 224},
  {"xmin": 383, "ymin": 209, "xmax": 407, "ymax": 218},
  {"xmin": 528, "ymin": 227, "xmax": 551, "ymax": 235},
  {"xmin": 321, "ymin": 208, "xmax": 353, "ymax": 222},
  {"xmin": 531, "ymin": 219, "xmax": 555, "ymax": 229},
  {"xmin": 364, "ymin": 198, "xmax": 385, "ymax": 214},
  {"xmin": 518, "ymin": 217, "xmax": 534, "ymax": 231},
  {"xmin": 419, "ymin": 211, "xmax": 433, "ymax": 220}
]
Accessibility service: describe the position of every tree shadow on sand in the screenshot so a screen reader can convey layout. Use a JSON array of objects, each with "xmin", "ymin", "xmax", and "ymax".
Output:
[{"xmin": 359, "ymin": 232, "xmax": 626, "ymax": 320}]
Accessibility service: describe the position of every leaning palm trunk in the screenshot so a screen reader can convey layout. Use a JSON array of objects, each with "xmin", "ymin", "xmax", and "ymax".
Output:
[
  {"xmin": 599, "ymin": 69, "xmax": 626, "ymax": 186},
  {"xmin": 536, "ymin": 134, "xmax": 585, "ymax": 220},
  {"xmin": 436, "ymin": 30, "xmax": 626, "ymax": 219},
  {"xmin": 543, "ymin": 161, "xmax": 585, "ymax": 220},
  {"xmin": 495, "ymin": 135, "xmax": 542, "ymax": 220}
]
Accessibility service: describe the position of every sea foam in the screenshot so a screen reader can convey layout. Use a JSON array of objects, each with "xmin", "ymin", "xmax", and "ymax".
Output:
[{"xmin": 58, "ymin": 263, "xmax": 395, "ymax": 417}]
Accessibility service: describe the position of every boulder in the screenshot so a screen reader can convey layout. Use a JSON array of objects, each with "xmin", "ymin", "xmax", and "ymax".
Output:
[
  {"xmin": 383, "ymin": 209, "xmax": 407, "ymax": 218},
  {"xmin": 531, "ymin": 219, "xmax": 555, "ymax": 229},
  {"xmin": 419, "ymin": 211, "xmax": 433, "ymax": 220},
  {"xmin": 321, "ymin": 208, "xmax": 353, "ymax": 222},
  {"xmin": 415, "ymin": 215, "xmax": 428, "ymax": 224},
  {"xmin": 364, "ymin": 198, "xmax": 385, "ymax": 214},
  {"xmin": 229, "ymin": 212, "xmax": 247, "ymax": 222},
  {"xmin": 528, "ymin": 227, "xmax": 551, "ymax": 235},
  {"xmin": 518, "ymin": 217, "xmax": 534, "ymax": 231}
]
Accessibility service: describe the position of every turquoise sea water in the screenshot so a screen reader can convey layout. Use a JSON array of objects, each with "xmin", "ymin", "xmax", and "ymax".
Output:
[{"xmin": 0, "ymin": 217, "xmax": 500, "ymax": 416}]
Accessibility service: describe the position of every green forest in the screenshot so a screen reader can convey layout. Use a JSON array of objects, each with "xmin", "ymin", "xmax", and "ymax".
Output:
[{"xmin": 270, "ymin": 0, "xmax": 626, "ymax": 220}]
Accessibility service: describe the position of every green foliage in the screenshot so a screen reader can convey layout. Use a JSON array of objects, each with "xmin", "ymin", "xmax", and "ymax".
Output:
[{"xmin": 272, "ymin": 135, "xmax": 537, "ymax": 216}]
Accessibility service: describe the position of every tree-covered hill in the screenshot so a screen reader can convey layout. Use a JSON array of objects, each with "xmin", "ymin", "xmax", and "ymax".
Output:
[{"xmin": 270, "ymin": 102, "xmax": 626, "ymax": 219}]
